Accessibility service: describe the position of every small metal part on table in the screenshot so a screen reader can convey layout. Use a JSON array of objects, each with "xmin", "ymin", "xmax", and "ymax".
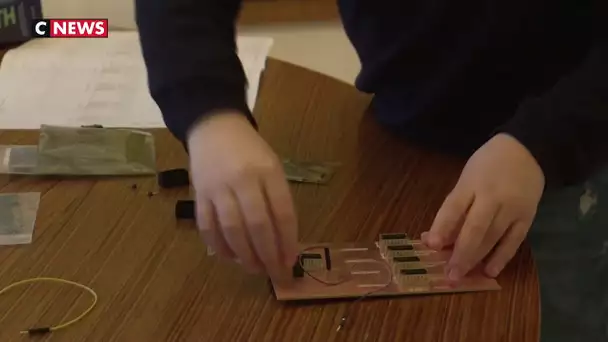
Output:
[
  {"xmin": 175, "ymin": 200, "xmax": 195, "ymax": 219},
  {"xmin": 282, "ymin": 159, "xmax": 340, "ymax": 184}
]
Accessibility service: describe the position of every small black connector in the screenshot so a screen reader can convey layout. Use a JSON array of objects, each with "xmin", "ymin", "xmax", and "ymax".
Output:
[
  {"xmin": 301, "ymin": 253, "xmax": 322, "ymax": 259},
  {"xmin": 380, "ymin": 233, "xmax": 407, "ymax": 240},
  {"xmin": 292, "ymin": 259, "xmax": 305, "ymax": 278},
  {"xmin": 175, "ymin": 200, "xmax": 195, "ymax": 219},
  {"xmin": 158, "ymin": 168, "xmax": 190, "ymax": 188},
  {"xmin": 26, "ymin": 327, "xmax": 51, "ymax": 336}
]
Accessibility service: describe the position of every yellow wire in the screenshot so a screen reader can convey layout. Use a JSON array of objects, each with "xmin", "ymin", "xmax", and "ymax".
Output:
[{"xmin": 0, "ymin": 277, "xmax": 98, "ymax": 334}]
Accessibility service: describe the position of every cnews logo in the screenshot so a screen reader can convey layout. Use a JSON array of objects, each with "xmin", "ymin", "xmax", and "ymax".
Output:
[{"xmin": 32, "ymin": 19, "xmax": 108, "ymax": 38}]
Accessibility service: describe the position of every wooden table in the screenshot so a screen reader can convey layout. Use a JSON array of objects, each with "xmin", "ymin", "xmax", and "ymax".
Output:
[{"xmin": 0, "ymin": 49, "xmax": 540, "ymax": 341}]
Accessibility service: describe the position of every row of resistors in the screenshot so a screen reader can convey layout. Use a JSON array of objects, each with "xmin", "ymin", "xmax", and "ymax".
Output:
[{"xmin": 378, "ymin": 233, "xmax": 449, "ymax": 291}]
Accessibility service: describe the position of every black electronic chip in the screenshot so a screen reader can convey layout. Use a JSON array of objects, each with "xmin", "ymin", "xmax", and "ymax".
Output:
[
  {"xmin": 301, "ymin": 253, "xmax": 322, "ymax": 259},
  {"xmin": 387, "ymin": 245, "xmax": 414, "ymax": 251},
  {"xmin": 292, "ymin": 261, "xmax": 305, "ymax": 278},
  {"xmin": 400, "ymin": 268, "xmax": 428, "ymax": 275},
  {"xmin": 380, "ymin": 233, "xmax": 407, "ymax": 240},
  {"xmin": 393, "ymin": 256, "xmax": 420, "ymax": 262}
]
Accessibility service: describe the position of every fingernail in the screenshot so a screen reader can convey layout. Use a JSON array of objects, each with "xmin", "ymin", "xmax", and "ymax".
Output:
[
  {"xmin": 420, "ymin": 232, "xmax": 429, "ymax": 243},
  {"xmin": 429, "ymin": 236, "xmax": 443, "ymax": 249},
  {"xmin": 486, "ymin": 266, "xmax": 500, "ymax": 278},
  {"xmin": 448, "ymin": 268, "xmax": 462, "ymax": 282}
]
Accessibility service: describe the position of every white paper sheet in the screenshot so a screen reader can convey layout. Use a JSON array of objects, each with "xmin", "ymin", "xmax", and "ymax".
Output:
[{"xmin": 0, "ymin": 31, "xmax": 273, "ymax": 129}]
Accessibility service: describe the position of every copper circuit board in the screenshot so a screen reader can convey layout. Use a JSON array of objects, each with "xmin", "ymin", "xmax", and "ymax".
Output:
[{"xmin": 271, "ymin": 234, "xmax": 501, "ymax": 301}]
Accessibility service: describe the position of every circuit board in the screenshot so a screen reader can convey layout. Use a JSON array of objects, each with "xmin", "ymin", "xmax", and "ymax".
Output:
[{"xmin": 271, "ymin": 233, "xmax": 501, "ymax": 301}]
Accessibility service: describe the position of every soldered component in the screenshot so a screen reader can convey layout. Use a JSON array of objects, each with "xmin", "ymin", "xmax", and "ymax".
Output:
[
  {"xmin": 401, "ymin": 268, "xmax": 427, "ymax": 275},
  {"xmin": 379, "ymin": 233, "xmax": 408, "ymax": 245},
  {"xmin": 301, "ymin": 253, "xmax": 321, "ymax": 258},
  {"xmin": 292, "ymin": 260, "xmax": 305, "ymax": 278},
  {"xmin": 324, "ymin": 247, "xmax": 332, "ymax": 270},
  {"xmin": 385, "ymin": 244, "xmax": 415, "ymax": 257},
  {"xmin": 380, "ymin": 233, "xmax": 408, "ymax": 240},
  {"xmin": 391, "ymin": 257, "xmax": 423, "ymax": 274},
  {"xmin": 393, "ymin": 256, "xmax": 420, "ymax": 263},
  {"xmin": 398, "ymin": 268, "xmax": 432, "ymax": 291},
  {"xmin": 301, "ymin": 253, "xmax": 324, "ymax": 270},
  {"xmin": 392, "ymin": 260, "xmax": 446, "ymax": 273},
  {"xmin": 378, "ymin": 233, "xmax": 409, "ymax": 252}
]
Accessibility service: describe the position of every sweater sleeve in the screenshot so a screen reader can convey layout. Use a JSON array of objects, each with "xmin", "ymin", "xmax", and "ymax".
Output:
[
  {"xmin": 499, "ymin": 3, "xmax": 608, "ymax": 188},
  {"xmin": 135, "ymin": 0, "xmax": 256, "ymax": 144}
]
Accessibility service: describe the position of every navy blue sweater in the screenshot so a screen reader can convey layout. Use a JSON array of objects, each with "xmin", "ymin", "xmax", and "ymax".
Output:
[{"xmin": 135, "ymin": 0, "xmax": 608, "ymax": 187}]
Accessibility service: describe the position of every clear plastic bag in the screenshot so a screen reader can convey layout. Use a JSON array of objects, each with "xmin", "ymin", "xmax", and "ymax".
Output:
[
  {"xmin": 35, "ymin": 125, "xmax": 157, "ymax": 176},
  {"xmin": 0, "ymin": 145, "xmax": 39, "ymax": 175},
  {"xmin": 0, "ymin": 192, "xmax": 41, "ymax": 245}
]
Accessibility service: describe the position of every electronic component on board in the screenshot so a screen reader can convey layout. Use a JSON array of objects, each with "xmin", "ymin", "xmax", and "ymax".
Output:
[
  {"xmin": 301, "ymin": 253, "xmax": 321, "ymax": 258},
  {"xmin": 393, "ymin": 256, "xmax": 420, "ymax": 263},
  {"xmin": 324, "ymin": 247, "xmax": 331, "ymax": 270},
  {"xmin": 398, "ymin": 268, "xmax": 431, "ymax": 290},
  {"xmin": 301, "ymin": 253, "xmax": 324, "ymax": 270},
  {"xmin": 385, "ymin": 244, "xmax": 415, "ymax": 257},
  {"xmin": 391, "ymin": 257, "xmax": 446, "ymax": 270},
  {"xmin": 379, "ymin": 233, "xmax": 409, "ymax": 251},
  {"xmin": 400, "ymin": 268, "xmax": 428, "ymax": 275},
  {"xmin": 391, "ymin": 257, "xmax": 421, "ymax": 272},
  {"xmin": 292, "ymin": 260, "xmax": 305, "ymax": 278},
  {"xmin": 380, "ymin": 233, "xmax": 408, "ymax": 242}
]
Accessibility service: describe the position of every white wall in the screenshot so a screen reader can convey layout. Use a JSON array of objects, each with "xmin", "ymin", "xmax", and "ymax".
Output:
[{"xmin": 40, "ymin": 0, "xmax": 361, "ymax": 84}]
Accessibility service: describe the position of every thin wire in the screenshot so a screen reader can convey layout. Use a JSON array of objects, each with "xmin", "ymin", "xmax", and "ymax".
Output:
[
  {"xmin": 337, "ymin": 258, "xmax": 394, "ymax": 332},
  {"xmin": 0, "ymin": 277, "xmax": 98, "ymax": 335},
  {"xmin": 299, "ymin": 245, "xmax": 427, "ymax": 331}
]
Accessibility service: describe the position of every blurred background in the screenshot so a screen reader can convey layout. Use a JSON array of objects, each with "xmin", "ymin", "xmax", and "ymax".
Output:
[{"xmin": 41, "ymin": 0, "xmax": 360, "ymax": 84}]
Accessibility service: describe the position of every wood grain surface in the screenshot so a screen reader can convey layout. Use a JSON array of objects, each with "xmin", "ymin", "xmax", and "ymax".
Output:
[{"xmin": 0, "ymin": 51, "xmax": 540, "ymax": 342}]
